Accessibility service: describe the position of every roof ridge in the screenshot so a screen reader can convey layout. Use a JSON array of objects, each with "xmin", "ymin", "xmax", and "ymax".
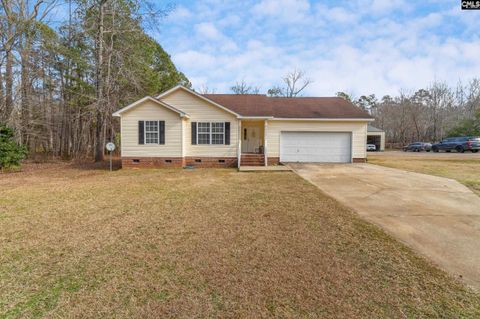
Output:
[
  {"xmin": 267, "ymin": 96, "xmax": 341, "ymax": 99},
  {"xmin": 203, "ymin": 94, "xmax": 342, "ymax": 99},
  {"xmin": 198, "ymin": 93, "xmax": 373, "ymax": 119},
  {"xmin": 203, "ymin": 93, "xmax": 267, "ymax": 96}
]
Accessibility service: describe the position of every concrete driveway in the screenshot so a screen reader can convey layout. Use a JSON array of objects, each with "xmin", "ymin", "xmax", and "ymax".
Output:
[{"xmin": 289, "ymin": 163, "xmax": 480, "ymax": 289}]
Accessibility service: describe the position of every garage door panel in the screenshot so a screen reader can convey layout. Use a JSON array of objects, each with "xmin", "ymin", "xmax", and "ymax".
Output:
[{"xmin": 280, "ymin": 132, "xmax": 351, "ymax": 163}]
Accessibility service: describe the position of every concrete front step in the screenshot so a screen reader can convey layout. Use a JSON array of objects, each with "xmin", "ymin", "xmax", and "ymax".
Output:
[
  {"xmin": 239, "ymin": 165, "xmax": 292, "ymax": 172},
  {"xmin": 241, "ymin": 160, "xmax": 265, "ymax": 163},
  {"xmin": 241, "ymin": 154, "xmax": 265, "ymax": 166}
]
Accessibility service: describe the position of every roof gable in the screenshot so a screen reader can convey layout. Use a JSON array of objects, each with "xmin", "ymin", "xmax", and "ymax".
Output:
[
  {"xmin": 112, "ymin": 96, "xmax": 189, "ymax": 117},
  {"xmin": 156, "ymin": 85, "xmax": 240, "ymax": 117}
]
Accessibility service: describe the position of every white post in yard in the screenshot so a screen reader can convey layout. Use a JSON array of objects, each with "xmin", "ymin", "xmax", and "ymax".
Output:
[{"xmin": 264, "ymin": 120, "xmax": 268, "ymax": 166}]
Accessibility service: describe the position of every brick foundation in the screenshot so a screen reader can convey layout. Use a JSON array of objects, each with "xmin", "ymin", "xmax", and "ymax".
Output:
[
  {"xmin": 352, "ymin": 158, "xmax": 367, "ymax": 163},
  {"xmin": 121, "ymin": 156, "xmax": 365, "ymax": 168},
  {"xmin": 121, "ymin": 156, "xmax": 238, "ymax": 168},
  {"xmin": 185, "ymin": 157, "xmax": 237, "ymax": 168},
  {"xmin": 122, "ymin": 157, "xmax": 184, "ymax": 168}
]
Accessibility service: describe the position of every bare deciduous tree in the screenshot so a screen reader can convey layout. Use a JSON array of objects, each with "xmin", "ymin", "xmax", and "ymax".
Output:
[
  {"xmin": 94, "ymin": 0, "xmax": 107, "ymax": 162},
  {"xmin": 0, "ymin": 0, "xmax": 189, "ymax": 161},
  {"xmin": 370, "ymin": 80, "xmax": 480, "ymax": 147},
  {"xmin": 230, "ymin": 80, "xmax": 260, "ymax": 94},
  {"xmin": 283, "ymin": 69, "xmax": 312, "ymax": 97},
  {"xmin": 268, "ymin": 69, "xmax": 312, "ymax": 97},
  {"xmin": 198, "ymin": 84, "xmax": 216, "ymax": 94}
]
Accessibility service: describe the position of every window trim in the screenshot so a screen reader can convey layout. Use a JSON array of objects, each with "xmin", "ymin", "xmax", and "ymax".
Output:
[
  {"xmin": 196, "ymin": 122, "xmax": 211, "ymax": 145},
  {"xmin": 211, "ymin": 122, "xmax": 225, "ymax": 145},
  {"xmin": 144, "ymin": 120, "xmax": 160, "ymax": 145},
  {"xmin": 196, "ymin": 121, "xmax": 225, "ymax": 145}
]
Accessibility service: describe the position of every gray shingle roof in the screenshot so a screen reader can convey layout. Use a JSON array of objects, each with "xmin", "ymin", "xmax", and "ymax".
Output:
[{"xmin": 367, "ymin": 124, "xmax": 384, "ymax": 132}]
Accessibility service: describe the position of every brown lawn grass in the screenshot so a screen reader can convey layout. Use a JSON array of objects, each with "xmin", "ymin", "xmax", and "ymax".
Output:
[
  {"xmin": 368, "ymin": 153, "xmax": 480, "ymax": 196},
  {"xmin": 1, "ymin": 163, "xmax": 480, "ymax": 318}
]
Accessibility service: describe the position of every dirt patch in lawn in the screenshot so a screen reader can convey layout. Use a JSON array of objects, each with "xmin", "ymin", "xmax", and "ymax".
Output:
[
  {"xmin": 368, "ymin": 152, "xmax": 480, "ymax": 196},
  {"xmin": 1, "ymin": 163, "xmax": 479, "ymax": 318}
]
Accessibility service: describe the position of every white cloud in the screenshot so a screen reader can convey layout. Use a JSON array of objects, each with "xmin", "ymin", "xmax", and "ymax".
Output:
[
  {"xmin": 195, "ymin": 22, "xmax": 222, "ymax": 40},
  {"xmin": 168, "ymin": 5, "xmax": 192, "ymax": 21},
  {"xmin": 313, "ymin": 4, "xmax": 357, "ymax": 24},
  {"xmin": 218, "ymin": 14, "xmax": 241, "ymax": 28},
  {"xmin": 252, "ymin": 0, "xmax": 311, "ymax": 22},
  {"xmin": 193, "ymin": 22, "xmax": 239, "ymax": 52},
  {"xmin": 328, "ymin": 7, "xmax": 357, "ymax": 23},
  {"xmin": 158, "ymin": 1, "xmax": 480, "ymax": 97},
  {"xmin": 369, "ymin": 0, "xmax": 408, "ymax": 14},
  {"xmin": 175, "ymin": 51, "xmax": 217, "ymax": 71}
]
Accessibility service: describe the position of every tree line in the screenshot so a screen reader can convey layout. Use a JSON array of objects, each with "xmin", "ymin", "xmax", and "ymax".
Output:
[
  {"xmin": 2, "ymin": 0, "xmax": 478, "ymax": 163},
  {"xmin": 337, "ymin": 80, "xmax": 480, "ymax": 146},
  {"xmin": 230, "ymin": 72, "xmax": 480, "ymax": 146},
  {"xmin": 0, "ymin": 0, "xmax": 190, "ymax": 162}
]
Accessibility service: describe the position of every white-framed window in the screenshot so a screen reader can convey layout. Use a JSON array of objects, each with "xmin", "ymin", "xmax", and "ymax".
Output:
[
  {"xmin": 211, "ymin": 122, "xmax": 225, "ymax": 144},
  {"xmin": 145, "ymin": 120, "xmax": 159, "ymax": 144},
  {"xmin": 197, "ymin": 122, "xmax": 225, "ymax": 145},
  {"xmin": 197, "ymin": 122, "xmax": 210, "ymax": 144}
]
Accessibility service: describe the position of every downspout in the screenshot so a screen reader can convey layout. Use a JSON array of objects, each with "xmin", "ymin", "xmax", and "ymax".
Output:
[
  {"xmin": 237, "ymin": 119, "xmax": 241, "ymax": 169},
  {"xmin": 180, "ymin": 117, "xmax": 184, "ymax": 166},
  {"xmin": 119, "ymin": 116, "xmax": 123, "ymax": 159},
  {"xmin": 264, "ymin": 120, "xmax": 268, "ymax": 166}
]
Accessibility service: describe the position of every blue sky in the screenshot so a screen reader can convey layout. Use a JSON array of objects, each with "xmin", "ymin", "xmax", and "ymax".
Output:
[
  {"xmin": 151, "ymin": 0, "xmax": 480, "ymax": 97},
  {"xmin": 47, "ymin": 1, "xmax": 480, "ymax": 97}
]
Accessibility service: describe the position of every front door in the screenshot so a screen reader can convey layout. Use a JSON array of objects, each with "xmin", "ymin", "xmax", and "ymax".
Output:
[{"xmin": 242, "ymin": 126, "xmax": 261, "ymax": 153}]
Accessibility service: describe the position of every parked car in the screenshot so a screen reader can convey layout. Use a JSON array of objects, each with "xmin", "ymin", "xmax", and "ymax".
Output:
[
  {"xmin": 366, "ymin": 144, "xmax": 376, "ymax": 151},
  {"xmin": 403, "ymin": 142, "xmax": 432, "ymax": 152},
  {"xmin": 431, "ymin": 136, "xmax": 480, "ymax": 153}
]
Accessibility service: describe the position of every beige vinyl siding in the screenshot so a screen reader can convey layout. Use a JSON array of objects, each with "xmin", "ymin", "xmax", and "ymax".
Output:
[
  {"xmin": 161, "ymin": 90, "xmax": 238, "ymax": 157},
  {"xmin": 120, "ymin": 100, "xmax": 182, "ymax": 157},
  {"xmin": 266, "ymin": 120, "xmax": 368, "ymax": 159}
]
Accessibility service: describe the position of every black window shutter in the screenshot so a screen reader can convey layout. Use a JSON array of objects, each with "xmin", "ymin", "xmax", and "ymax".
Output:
[
  {"xmin": 225, "ymin": 122, "xmax": 230, "ymax": 145},
  {"xmin": 159, "ymin": 121, "xmax": 165, "ymax": 144},
  {"xmin": 191, "ymin": 122, "xmax": 197, "ymax": 145},
  {"xmin": 138, "ymin": 121, "xmax": 144, "ymax": 144}
]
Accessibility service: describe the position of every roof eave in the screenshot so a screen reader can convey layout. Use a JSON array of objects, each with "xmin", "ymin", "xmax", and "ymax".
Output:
[
  {"xmin": 112, "ymin": 96, "xmax": 189, "ymax": 118},
  {"xmin": 238, "ymin": 116, "xmax": 274, "ymax": 120},
  {"xmin": 157, "ymin": 99, "xmax": 190, "ymax": 118},
  {"xmin": 269, "ymin": 117, "xmax": 374, "ymax": 121}
]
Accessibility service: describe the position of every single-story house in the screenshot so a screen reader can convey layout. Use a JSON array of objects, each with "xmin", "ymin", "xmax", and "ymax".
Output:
[
  {"xmin": 112, "ymin": 85, "xmax": 374, "ymax": 168},
  {"xmin": 367, "ymin": 124, "xmax": 385, "ymax": 151}
]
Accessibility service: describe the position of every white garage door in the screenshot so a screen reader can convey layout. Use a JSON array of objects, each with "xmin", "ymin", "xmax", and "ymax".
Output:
[{"xmin": 280, "ymin": 132, "xmax": 352, "ymax": 163}]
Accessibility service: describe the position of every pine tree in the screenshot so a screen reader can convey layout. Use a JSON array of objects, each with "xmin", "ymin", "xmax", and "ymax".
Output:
[{"xmin": 0, "ymin": 123, "xmax": 28, "ymax": 169}]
